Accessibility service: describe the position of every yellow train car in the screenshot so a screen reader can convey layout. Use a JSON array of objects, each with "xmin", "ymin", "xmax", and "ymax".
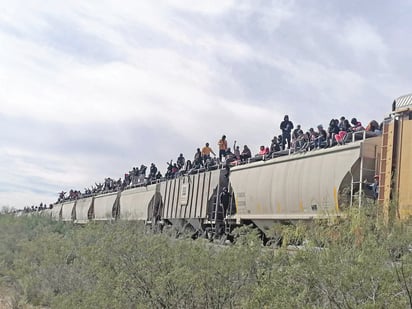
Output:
[{"xmin": 380, "ymin": 93, "xmax": 412, "ymax": 221}]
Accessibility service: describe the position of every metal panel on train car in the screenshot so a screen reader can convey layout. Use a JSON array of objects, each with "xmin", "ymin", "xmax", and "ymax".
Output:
[
  {"xmin": 187, "ymin": 174, "xmax": 199, "ymax": 218},
  {"xmin": 172, "ymin": 178, "xmax": 181, "ymax": 218},
  {"xmin": 200, "ymin": 172, "xmax": 212, "ymax": 218},
  {"xmin": 119, "ymin": 185, "xmax": 156, "ymax": 221},
  {"xmin": 158, "ymin": 180, "xmax": 168, "ymax": 218},
  {"xmin": 201, "ymin": 169, "xmax": 222, "ymax": 218},
  {"xmin": 195, "ymin": 173, "xmax": 206, "ymax": 218},
  {"xmin": 50, "ymin": 204, "xmax": 63, "ymax": 220},
  {"xmin": 61, "ymin": 201, "xmax": 75, "ymax": 222},
  {"xmin": 398, "ymin": 115, "xmax": 412, "ymax": 219},
  {"xmin": 230, "ymin": 143, "xmax": 364, "ymax": 224},
  {"xmin": 175, "ymin": 177, "xmax": 189, "ymax": 218},
  {"xmin": 40, "ymin": 209, "xmax": 52, "ymax": 218},
  {"xmin": 94, "ymin": 192, "xmax": 118, "ymax": 221},
  {"xmin": 161, "ymin": 179, "xmax": 178, "ymax": 218},
  {"xmin": 161, "ymin": 169, "xmax": 223, "ymax": 220},
  {"xmin": 159, "ymin": 177, "xmax": 181, "ymax": 219},
  {"xmin": 74, "ymin": 197, "xmax": 93, "ymax": 224},
  {"xmin": 186, "ymin": 175, "xmax": 200, "ymax": 218}
]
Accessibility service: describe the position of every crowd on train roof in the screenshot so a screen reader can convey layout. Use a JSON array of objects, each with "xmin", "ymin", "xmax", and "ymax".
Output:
[
  {"xmin": 22, "ymin": 203, "xmax": 53, "ymax": 213},
  {"xmin": 53, "ymin": 114, "xmax": 382, "ymax": 204}
]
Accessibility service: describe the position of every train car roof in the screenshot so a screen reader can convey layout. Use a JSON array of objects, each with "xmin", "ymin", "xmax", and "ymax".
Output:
[
  {"xmin": 393, "ymin": 93, "xmax": 412, "ymax": 111},
  {"xmin": 231, "ymin": 136, "xmax": 381, "ymax": 172}
]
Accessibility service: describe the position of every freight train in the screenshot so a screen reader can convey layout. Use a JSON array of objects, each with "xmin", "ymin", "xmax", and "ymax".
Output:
[{"xmin": 43, "ymin": 94, "xmax": 412, "ymax": 238}]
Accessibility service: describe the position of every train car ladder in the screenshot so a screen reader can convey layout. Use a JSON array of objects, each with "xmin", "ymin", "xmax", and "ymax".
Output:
[
  {"xmin": 349, "ymin": 138, "xmax": 376, "ymax": 208},
  {"xmin": 224, "ymin": 192, "xmax": 235, "ymax": 235},
  {"xmin": 211, "ymin": 187, "xmax": 232, "ymax": 238},
  {"xmin": 210, "ymin": 193, "xmax": 218, "ymax": 234},
  {"xmin": 378, "ymin": 119, "xmax": 395, "ymax": 222}
]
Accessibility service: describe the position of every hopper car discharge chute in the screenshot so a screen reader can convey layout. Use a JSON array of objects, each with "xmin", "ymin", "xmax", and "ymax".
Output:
[
  {"xmin": 74, "ymin": 196, "xmax": 93, "ymax": 224},
  {"xmin": 61, "ymin": 200, "xmax": 76, "ymax": 222},
  {"xmin": 93, "ymin": 191, "xmax": 120, "ymax": 221},
  {"xmin": 119, "ymin": 185, "xmax": 158, "ymax": 221}
]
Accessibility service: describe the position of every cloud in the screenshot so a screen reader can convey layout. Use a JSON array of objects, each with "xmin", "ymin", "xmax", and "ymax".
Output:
[
  {"xmin": 166, "ymin": 0, "xmax": 235, "ymax": 15},
  {"xmin": 0, "ymin": 0, "xmax": 411, "ymax": 208},
  {"xmin": 235, "ymin": 0, "xmax": 295, "ymax": 33},
  {"xmin": 339, "ymin": 17, "xmax": 388, "ymax": 66}
]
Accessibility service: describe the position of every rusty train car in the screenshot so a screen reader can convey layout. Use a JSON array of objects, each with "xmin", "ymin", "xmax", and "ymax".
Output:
[{"xmin": 45, "ymin": 94, "xmax": 412, "ymax": 236}]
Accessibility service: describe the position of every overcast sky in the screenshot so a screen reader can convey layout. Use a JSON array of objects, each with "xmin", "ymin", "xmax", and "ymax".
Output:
[{"xmin": 1, "ymin": 0, "xmax": 411, "ymax": 209}]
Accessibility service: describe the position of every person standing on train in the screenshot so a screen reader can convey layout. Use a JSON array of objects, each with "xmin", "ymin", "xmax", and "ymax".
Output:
[
  {"xmin": 218, "ymin": 135, "xmax": 228, "ymax": 162},
  {"xmin": 201, "ymin": 142, "xmax": 216, "ymax": 162},
  {"xmin": 280, "ymin": 115, "xmax": 294, "ymax": 150},
  {"xmin": 233, "ymin": 140, "xmax": 241, "ymax": 160},
  {"xmin": 220, "ymin": 187, "xmax": 231, "ymax": 217},
  {"xmin": 193, "ymin": 148, "xmax": 203, "ymax": 168}
]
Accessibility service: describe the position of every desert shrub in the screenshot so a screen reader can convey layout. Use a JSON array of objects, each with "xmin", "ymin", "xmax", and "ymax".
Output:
[
  {"xmin": 56, "ymin": 222, "xmax": 263, "ymax": 308},
  {"xmin": 1, "ymin": 206, "xmax": 412, "ymax": 308},
  {"xmin": 246, "ymin": 206, "xmax": 412, "ymax": 308}
]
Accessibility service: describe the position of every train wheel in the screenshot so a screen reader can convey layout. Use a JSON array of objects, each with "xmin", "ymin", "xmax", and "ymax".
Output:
[{"xmin": 176, "ymin": 222, "xmax": 196, "ymax": 238}]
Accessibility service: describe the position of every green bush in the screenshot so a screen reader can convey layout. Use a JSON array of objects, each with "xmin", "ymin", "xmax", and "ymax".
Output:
[{"xmin": 1, "ymin": 207, "xmax": 412, "ymax": 308}]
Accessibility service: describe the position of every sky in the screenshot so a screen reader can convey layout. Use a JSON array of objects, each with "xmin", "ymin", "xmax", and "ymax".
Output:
[{"xmin": 1, "ymin": 0, "xmax": 411, "ymax": 209}]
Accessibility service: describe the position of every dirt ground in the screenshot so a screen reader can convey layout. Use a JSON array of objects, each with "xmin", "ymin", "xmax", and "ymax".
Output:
[
  {"xmin": 0, "ymin": 286, "xmax": 15, "ymax": 309},
  {"xmin": 0, "ymin": 286, "xmax": 46, "ymax": 309}
]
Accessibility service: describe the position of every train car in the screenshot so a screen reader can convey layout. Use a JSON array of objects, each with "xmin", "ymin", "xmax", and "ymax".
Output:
[
  {"xmin": 229, "ymin": 134, "xmax": 381, "ymax": 232},
  {"xmin": 380, "ymin": 93, "xmax": 412, "ymax": 221},
  {"xmin": 158, "ymin": 168, "xmax": 229, "ymax": 233}
]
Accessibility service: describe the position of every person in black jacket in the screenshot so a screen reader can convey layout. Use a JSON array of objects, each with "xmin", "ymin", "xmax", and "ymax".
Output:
[
  {"xmin": 220, "ymin": 187, "xmax": 230, "ymax": 217},
  {"xmin": 280, "ymin": 115, "xmax": 294, "ymax": 150}
]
